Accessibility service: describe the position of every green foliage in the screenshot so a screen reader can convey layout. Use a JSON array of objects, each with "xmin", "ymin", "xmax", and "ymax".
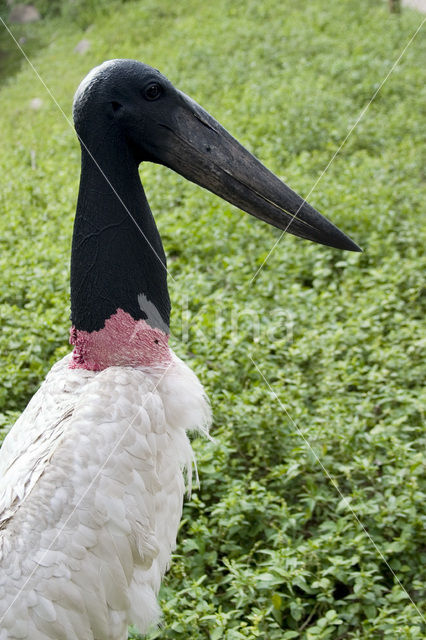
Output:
[
  {"xmin": 0, "ymin": 0, "xmax": 425, "ymax": 637},
  {"xmin": 31, "ymin": 0, "xmax": 129, "ymax": 29}
]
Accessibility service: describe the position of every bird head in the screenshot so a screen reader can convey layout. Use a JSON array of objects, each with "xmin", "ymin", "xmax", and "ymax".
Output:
[{"xmin": 73, "ymin": 59, "xmax": 360, "ymax": 251}]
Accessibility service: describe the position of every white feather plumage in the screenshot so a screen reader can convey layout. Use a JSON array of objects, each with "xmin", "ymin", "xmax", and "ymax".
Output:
[{"xmin": 0, "ymin": 352, "xmax": 211, "ymax": 639}]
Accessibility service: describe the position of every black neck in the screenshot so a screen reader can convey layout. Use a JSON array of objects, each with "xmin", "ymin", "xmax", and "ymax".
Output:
[{"xmin": 70, "ymin": 137, "xmax": 170, "ymax": 333}]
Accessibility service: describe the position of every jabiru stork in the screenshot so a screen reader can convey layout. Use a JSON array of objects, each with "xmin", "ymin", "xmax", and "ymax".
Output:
[{"xmin": 0, "ymin": 60, "xmax": 360, "ymax": 640}]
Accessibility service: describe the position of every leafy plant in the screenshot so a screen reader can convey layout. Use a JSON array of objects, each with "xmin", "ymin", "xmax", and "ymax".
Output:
[{"xmin": 0, "ymin": 0, "xmax": 425, "ymax": 637}]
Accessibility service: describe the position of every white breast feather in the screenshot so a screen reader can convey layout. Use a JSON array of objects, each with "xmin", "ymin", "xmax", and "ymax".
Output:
[{"xmin": 0, "ymin": 352, "xmax": 211, "ymax": 640}]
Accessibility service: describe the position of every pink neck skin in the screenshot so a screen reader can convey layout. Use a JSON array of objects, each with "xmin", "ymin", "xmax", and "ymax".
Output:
[{"xmin": 70, "ymin": 308, "xmax": 172, "ymax": 371}]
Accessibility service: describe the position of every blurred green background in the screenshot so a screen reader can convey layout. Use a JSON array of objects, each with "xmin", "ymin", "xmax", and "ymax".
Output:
[{"xmin": 0, "ymin": 0, "xmax": 425, "ymax": 637}]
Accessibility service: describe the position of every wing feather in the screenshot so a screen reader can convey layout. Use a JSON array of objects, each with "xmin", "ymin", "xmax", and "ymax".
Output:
[{"xmin": 0, "ymin": 352, "xmax": 211, "ymax": 639}]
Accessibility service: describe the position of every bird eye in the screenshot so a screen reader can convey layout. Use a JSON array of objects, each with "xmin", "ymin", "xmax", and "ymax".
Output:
[{"xmin": 144, "ymin": 83, "xmax": 162, "ymax": 101}]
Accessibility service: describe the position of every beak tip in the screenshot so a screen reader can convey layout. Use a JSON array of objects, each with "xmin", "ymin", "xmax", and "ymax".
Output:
[
  {"xmin": 338, "ymin": 239, "xmax": 362, "ymax": 252},
  {"xmin": 343, "ymin": 237, "xmax": 362, "ymax": 253},
  {"xmin": 319, "ymin": 218, "xmax": 362, "ymax": 253}
]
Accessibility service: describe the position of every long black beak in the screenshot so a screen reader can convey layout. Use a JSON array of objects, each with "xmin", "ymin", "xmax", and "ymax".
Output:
[{"xmin": 156, "ymin": 92, "xmax": 361, "ymax": 251}]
